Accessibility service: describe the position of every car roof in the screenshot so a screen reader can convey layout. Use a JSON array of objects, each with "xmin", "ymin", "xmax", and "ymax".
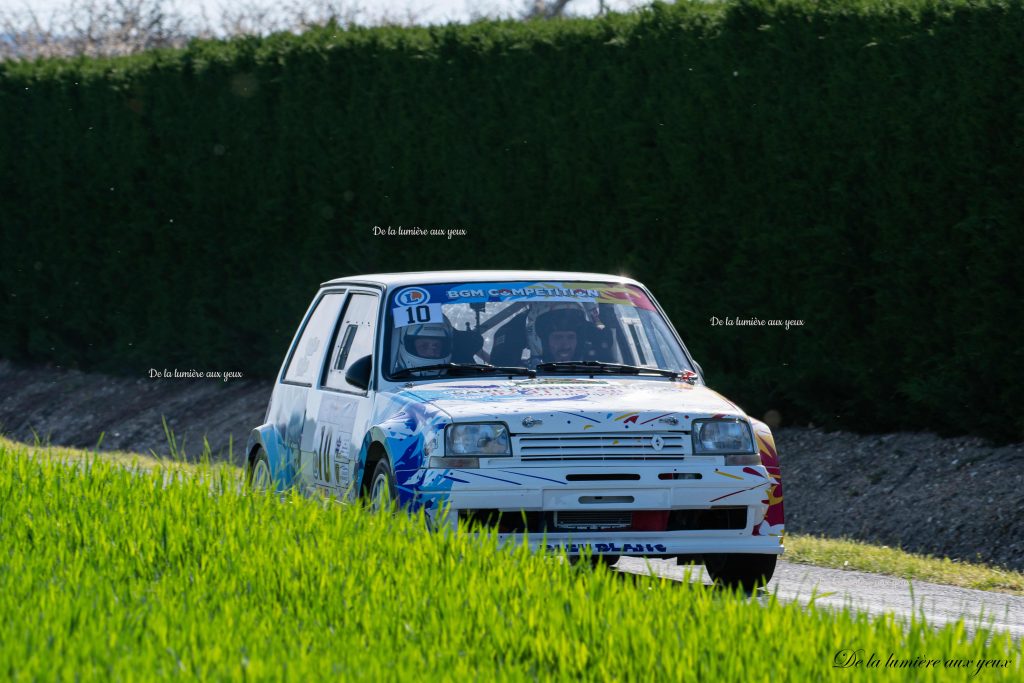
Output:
[{"xmin": 321, "ymin": 270, "xmax": 643, "ymax": 289}]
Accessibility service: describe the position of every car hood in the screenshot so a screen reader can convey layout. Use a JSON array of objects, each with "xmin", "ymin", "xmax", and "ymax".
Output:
[{"xmin": 390, "ymin": 377, "xmax": 745, "ymax": 434}]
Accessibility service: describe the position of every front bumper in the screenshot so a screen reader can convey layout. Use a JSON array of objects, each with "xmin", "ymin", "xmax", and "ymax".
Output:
[{"xmin": 408, "ymin": 462, "xmax": 785, "ymax": 556}]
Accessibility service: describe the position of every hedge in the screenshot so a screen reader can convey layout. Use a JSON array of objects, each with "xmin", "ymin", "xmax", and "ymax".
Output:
[{"xmin": 1, "ymin": 0, "xmax": 1021, "ymax": 441}]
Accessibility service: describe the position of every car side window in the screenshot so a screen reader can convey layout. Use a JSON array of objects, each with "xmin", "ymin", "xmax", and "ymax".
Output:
[
  {"xmin": 324, "ymin": 292, "xmax": 380, "ymax": 393},
  {"xmin": 283, "ymin": 292, "xmax": 345, "ymax": 386}
]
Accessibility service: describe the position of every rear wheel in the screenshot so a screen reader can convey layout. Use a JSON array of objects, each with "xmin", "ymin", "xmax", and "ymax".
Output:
[{"xmin": 703, "ymin": 553, "xmax": 777, "ymax": 592}]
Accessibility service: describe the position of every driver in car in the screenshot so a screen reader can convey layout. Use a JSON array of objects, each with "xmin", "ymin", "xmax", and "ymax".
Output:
[{"xmin": 526, "ymin": 303, "xmax": 588, "ymax": 366}]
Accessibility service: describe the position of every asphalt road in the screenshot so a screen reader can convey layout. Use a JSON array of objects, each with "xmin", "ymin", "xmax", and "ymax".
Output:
[{"xmin": 616, "ymin": 558, "xmax": 1024, "ymax": 639}]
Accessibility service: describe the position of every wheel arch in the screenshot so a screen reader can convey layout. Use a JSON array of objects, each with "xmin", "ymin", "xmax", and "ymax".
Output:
[
  {"xmin": 245, "ymin": 424, "xmax": 291, "ymax": 490},
  {"xmin": 358, "ymin": 430, "xmax": 392, "ymax": 497}
]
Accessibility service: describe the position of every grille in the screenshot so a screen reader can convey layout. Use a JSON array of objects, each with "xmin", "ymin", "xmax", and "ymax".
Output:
[
  {"xmin": 554, "ymin": 510, "xmax": 632, "ymax": 530},
  {"xmin": 517, "ymin": 433, "xmax": 688, "ymax": 461}
]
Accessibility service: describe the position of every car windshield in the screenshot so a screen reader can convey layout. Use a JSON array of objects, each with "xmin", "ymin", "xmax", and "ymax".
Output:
[{"xmin": 383, "ymin": 280, "xmax": 693, "ymax": 379}]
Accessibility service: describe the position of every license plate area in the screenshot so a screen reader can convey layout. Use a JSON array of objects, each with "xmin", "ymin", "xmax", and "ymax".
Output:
[{"xmin": 553, "ymin": 510, "xmax": 632, "ymax": 531}]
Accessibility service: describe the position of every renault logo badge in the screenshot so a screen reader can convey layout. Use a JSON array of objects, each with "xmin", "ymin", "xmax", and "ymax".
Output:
[{"xmin": 651, "ymin": 435, "xmax": 665, "ymax": 452}]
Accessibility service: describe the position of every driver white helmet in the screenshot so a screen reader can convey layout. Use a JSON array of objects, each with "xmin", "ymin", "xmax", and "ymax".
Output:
[
  {"xmin": 394, "ymin": 319, "xmax": 453, "ymax": 375},
  {"xmin": 525, "ymin": 302, "xmax": 588, "ymax": 365}
]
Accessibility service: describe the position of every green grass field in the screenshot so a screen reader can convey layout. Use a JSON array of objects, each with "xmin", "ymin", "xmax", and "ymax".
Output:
[
  {"xmin": 1, "ymin": 440, "xmax": 1021, "ymax": 680},
  {"xmin": 9, "ymin": 435, "xmax": 1024, "ymax": 597}
]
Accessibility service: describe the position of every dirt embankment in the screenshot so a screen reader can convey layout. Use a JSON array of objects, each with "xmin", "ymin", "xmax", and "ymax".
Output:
[
  {"xmin": 0, "ymin": 359, "xmax": 268, "ymax": 465},
  {"xmin": 2, "ymin": 358, "xmax": 1021, "ymax": 571},
  {"xmin": 776, "ymin": 427, "xmax": 1023, "ymax": 573}
]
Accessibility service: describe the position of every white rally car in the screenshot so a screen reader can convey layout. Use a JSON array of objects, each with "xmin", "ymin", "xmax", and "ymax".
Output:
[{"xmin": 246, "ymin": 271, "xmax": 785, "ymax": 588}]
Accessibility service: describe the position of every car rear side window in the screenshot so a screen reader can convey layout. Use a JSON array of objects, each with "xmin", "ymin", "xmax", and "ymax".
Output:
[
  {"xmin": 283, "ymin": 292, "xmax": 345, "ymax": 386},
  {"xmin": 324, "ymin": 292, "xmax": 379, "ymax": 392}
]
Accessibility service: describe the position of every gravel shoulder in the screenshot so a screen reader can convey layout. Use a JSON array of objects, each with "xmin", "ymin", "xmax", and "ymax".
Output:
[
  {"xmin": 616, "ymin": 558, "xmax": 1024, "ymax": 638},
  {"xmin": 2, "ymin": 358, "xmax": 1021, "ymax": 572}
]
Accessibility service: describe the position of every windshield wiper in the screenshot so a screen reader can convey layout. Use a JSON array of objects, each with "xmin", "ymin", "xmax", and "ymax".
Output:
[
  {"xmin": 392, "ymin": 362, "xmax": 536, "ymax": 379},
  {"xmin": 535, "ymin": 361, "xmax": 686, "ymax": 380}
]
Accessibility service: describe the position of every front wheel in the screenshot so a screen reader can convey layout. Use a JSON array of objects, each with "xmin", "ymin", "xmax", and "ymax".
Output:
[
  {"xmin": 367, "ymin": 459, "xmax": 397, "ymax": 512},
  {"xmin": 247, "ymin": 448, "xmax": 273, "ymax": 492},
  {"xmin": 567, "ymin": 554, "xmax": 620, "ymax": 568},
  {"xmin": 703, "ymin": 553, "xmax": 777, "ymax": 592},
  {"xmin": 591, "ymin": 554, "xmax": 621, "ymax": 568}
]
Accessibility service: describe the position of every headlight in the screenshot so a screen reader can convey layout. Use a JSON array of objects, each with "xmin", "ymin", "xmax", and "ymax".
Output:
[
  {"xmin": 692, "ymin": 419, "xmax": 755, "ymax": 455},
  {"xmin": 445, "ymin": 423, "xmax": 511, "ymax": 457}
]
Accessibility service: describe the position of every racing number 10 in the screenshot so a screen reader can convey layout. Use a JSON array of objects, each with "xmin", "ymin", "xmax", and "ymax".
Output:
[{"xmin": 405, "ymin": 305, "xmax": 432, "ymax": 324}]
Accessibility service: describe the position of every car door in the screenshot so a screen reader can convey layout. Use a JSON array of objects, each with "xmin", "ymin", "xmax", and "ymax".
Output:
[
  {"xmin": 277, "ymin": 289, "xmax": 347, "ymax": 493},
  {"xmin": 300, "ymin": 288, "xmax": 381, "ymax": 499}
]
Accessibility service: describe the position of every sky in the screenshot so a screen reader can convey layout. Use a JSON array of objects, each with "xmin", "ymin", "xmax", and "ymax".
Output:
[{"xmin": 0, "ymin": 0, "xmax": 651, "ymax": 28}]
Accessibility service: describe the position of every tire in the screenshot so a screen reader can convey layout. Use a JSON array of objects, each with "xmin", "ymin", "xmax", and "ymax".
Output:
[
  {"xmin": 566, "ymin": 553, "xmax": 619, "ymax": 568},
  {"xmin": 703, "ymin": 553, "xmax": 777, "ymax": 592},
  {"xmin": 367, "ymin": 458, "xmax": 397, "ymax": 512},
  {"xmin": 591, "ymin": 554, "xmax": 621, "ymax": 568},
  {"xmin": 247, "ymin": 447, "xmax": 273, "ymax": 492}
]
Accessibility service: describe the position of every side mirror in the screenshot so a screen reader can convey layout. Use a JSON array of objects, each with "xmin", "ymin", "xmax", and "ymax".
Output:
[
  {"xmin": 693, "ymin": 360, "xmax": 704, "ymax": 377},
  {"xmin": 345, "ymin": 355, "xmax": 373, "ymax": 390}
]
